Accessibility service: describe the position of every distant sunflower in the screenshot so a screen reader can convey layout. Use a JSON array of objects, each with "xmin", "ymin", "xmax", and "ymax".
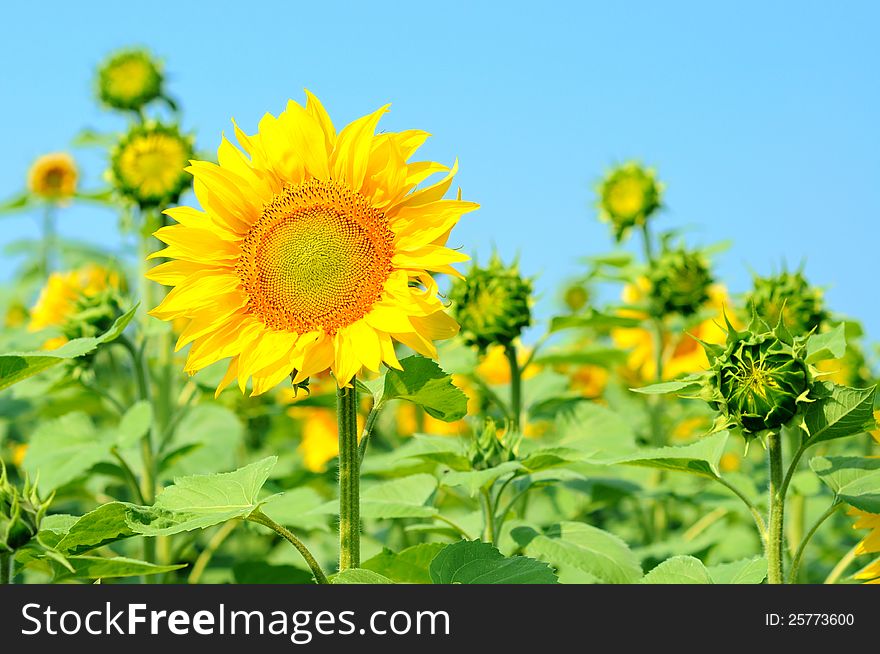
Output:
[
  {"xmin": 97, "ymin": 49, "xmax": 163, "ymax": 112},
  {"xmin": 28, "ymin": 153, "xmax": 78, "ymax": 201},
  {"xmin": 148, "ymin": 91, "xmax": 477, "ymax": 395},
  {"xmin": 111, "ymin": 123, "xmax": 193, "ymax": 208},
  {"xmin": 597, "ymin": 162, "xmax": 662, "ymax": 241}
]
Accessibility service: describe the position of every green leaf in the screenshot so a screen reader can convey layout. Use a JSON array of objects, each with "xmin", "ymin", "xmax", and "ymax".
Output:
[
  {"xmin": 802, "ymin": 383, "xmax": 876, "ymax": 445},
  {"xmin": 707, "ymin": 556, "xmax": 767, "ymax": 584},
  {"xmin": 806, "ymin": 324, "xmax": 847, "ymax": 364},
  {"xmin": 630, "ymin": 379, "xmax": 702, "ymax": 395},
  {"xmin": 127, "ymin": 457, "xmax": 277, "ymax": 536},
  {"xmin": 233, "ymin": 562, "xmax": 315, "ymax": 585},
  {"xmin": 604, "ymin": 431, "xmax": 729, "ymax": 478},
  {"xmin": 116, "ymin": 400, "xmax": 153, "ymax": 449},
  {"xmin": 310, "ymin": 474, "xmax": 438, "ymax": 519},
  {"xmin": 56, "ymin": 502, "xmax": 137, "ymax": 555},
  {"xmin": 429, "ymin": 540, "xmax": 557, "ymax": 584},
  {"xmin": 332, "ymin": 569, "xmax": 395, "ymax": 584},
  {"xmin": 642, "ymin": 556, "xmax": 713, "ymax": 584},
  {"xmin": 24, "ymin": 412, "xmax": 115, "ymax": 491},
  {"xmin": 0, "ymin": 192, "xmax": 30, "ymax": 214},
  {"xmin": 160, "ymin": 404, "xmax": 244, "ymax": 477},
  {"xmin": 0, "ymin": 305, "xmax": 137, "ymax": 391},
  {"xmin": 58, "ymin": 556, "xmax": 185, "ymax": 580},
  {"xmin": 362, "ymin": 543, "xmax": 446, "ymax": 584},
  {"xmin": 511, "ymin": 522, "xmax": 641, "ymax": 584},
  {"xmin": 440, "ymin": 461, "xmax": 523, "ymax": 496},
  {"xmin": 260, "ymin": 488, "xmax": 330, "ymax": 532},
  {"xmin": 549, "ymin": 312, "xmax": 642, "ymax": 333},
  {"xmin": 810, "ymin": 456, "xmax": 880, "ymax": 513},
  {"xmin": 552, "ymin": 402, "xmax": 637, "ymax": 457},
  {"xmin": 378, "ymin": 356, "xmax": 468, "ymax": 421},
  {"xmin": 534, "ymin": 348, "xmax": 628, "ymax": 367}
]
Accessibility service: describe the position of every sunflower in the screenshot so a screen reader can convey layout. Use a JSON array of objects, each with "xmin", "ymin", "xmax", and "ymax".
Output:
[
  {"xmin": 147, "ymin": 92, "xmax": 477, "ymax": 396},
  {"xmin": 111, "ymin": 123, "xmax": 194, "ymax": 208},
  {"xmin": 597, "ymin": 162, "xmax": 662, "ymax": 241},
  {"xmin": 849, "ymin": 508, "xmax": 880, "ymax": 584},
  {"xmin": 97, "ymin": 49, "xmax": 163, "ymax": 112},
  {"xmin": 27, "ymin": 153, "xmax": 78, "ymax": 201},
  {"xmin": 29, "ymin": 264, "xmax": 121, "ymax": 333}
]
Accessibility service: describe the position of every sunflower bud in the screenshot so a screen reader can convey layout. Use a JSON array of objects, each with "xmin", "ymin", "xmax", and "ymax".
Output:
[
  {"xmin": 563, "ymin": 283, "xmax": 591, "ymax": 313},
  {"xmin": 597, "ymin": 163, "xmax": 663, "ymax": 242},
  {"xmin": 450, "ymin": 255, "xmax": 532, "ymax": 352},
  {"xmin": 648, "ymin": 245, "xmax": 713, "ymax": 317},
  {"xmin": 110, "ymin": 122, "xmax": 194, "ymax": 209},
  {"xmin": 746, "ymin": 269, "xmax": 827, "ymax": 335},
  {"xmin": 97, "ymin": 49, "xmax": 164, "ymax": 112},
  {"xmin": 468, "ymin": 419, "xmax": 515, "ymax": 470},
  {"xmin": 0, "ymin": 464, "xmax": 50, "ymax": 554},
  {"xmin": 704, "ymin": 319, "xmax": 811, "ymax": 435}
]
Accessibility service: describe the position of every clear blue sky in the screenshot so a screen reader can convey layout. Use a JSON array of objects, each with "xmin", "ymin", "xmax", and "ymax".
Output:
[{"xmin": 1, "ymin": 1, "xmax": 878, "ymax": 339}]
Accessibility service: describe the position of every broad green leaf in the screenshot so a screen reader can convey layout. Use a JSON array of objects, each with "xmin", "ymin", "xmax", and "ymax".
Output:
[
  {"xmin": 332, "ymin": 569, "xmax": 394, "ymax": 584},
  {"xmin": 398, "ymin": 435, "xmax": 472, "ymax": 471},
  {"xmin": 310, "ymin": 474, "xmax": 438, "ymax": 519},
  {"xmin": 642, "ymin": 556, "xmax": 713, "ymax": 584},
  {"xmin": 0, "ymin": 305, "xmax": 137, "ymax": 391},
  {"xmin": 802, "ymin": 383, "xmax": 876, "ymax": 445},
  {"xmin": 36, "ymin": 515, "xmax": 79, "ymax": 549},
  {"xmin": 708, "ymin": 556, "xmax": 767, "ymax": 584},
  {"xmin": 512, "ymin": 522, "xmax": 641, "ymax": 584},
  {"xmin": 0, "ymin": 192, "xmax": 30, "ymax": 213},
  {"xmin": 440, "ymin": 461, "xmax": 523, "ymax": 496},
  {"xmin": 805, "ymin": 324, "xmax": 846, "ymax": 364},
  {"xmin": 260, "ymin": 487, "xmax": 330, "ymax": 532},
  {"xmin": 605, "ymin": 431, "xmax": 729, "ymax": 478},
  {"xmin": 127, "ymin": 457, "xmax": 277, "ymax": 536},
  {"xmin": 810, "ymin": 456, "xmax": 880, "ymax": 513},
  {"xmin": 160, "ymin": 404, "xmax": 244, "ymax": 477},
  {"xmin": 58, "ymin": 556, "xmax": 185, "ymax": 580},
  {"xmin": 378, "ymin": 356, "xmax": 468, "ymax": 421},
  {"xmin": 233, "ymin": 562, "xmax": 315, "ymax": 584},
  {"xmin": 56, "ymin": 502, "xmax": 137, "ymax": 555},
  {"xmin": 24, "ymin": 412, "xmax": 115, "ymax": 491},
  {"xmin": 429, "ymin": 540, "xmax": 557, "ymax": 584},
  {"xmin": 116, "ymin": 400, "xmax": 153, "ymax": 449},
  {"xmin": 552, "ymin": 402, "xmax": 637, "ymax": 457},
  {"xmin": 362, "ymin": 543, "xmax": 446, "ymax": 583},
  {"xmin": 630, "ymin": 379, "xmax": 702, "ymax": 395},
  {"xmin": 519, "ymin": 447, "xmax": 583, "ymax": 472}
]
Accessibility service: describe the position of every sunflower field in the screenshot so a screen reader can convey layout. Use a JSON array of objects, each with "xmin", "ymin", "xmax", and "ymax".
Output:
[{"xmin": 1, "ymin": 47, "xmax": 878, "ymax": 588}]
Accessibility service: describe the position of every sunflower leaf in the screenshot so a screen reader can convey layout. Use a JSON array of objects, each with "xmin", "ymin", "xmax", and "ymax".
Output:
[
  {"xmin": 810, "ymin": 456, "xmax": 880, "ymax": 513},
  {"xmin": 378, "ymin": 356, "xmax": 468, "ymax": 421},
  {"xmin": 429, "ymin": 539, "xmax": 557, "ymax": 584}
]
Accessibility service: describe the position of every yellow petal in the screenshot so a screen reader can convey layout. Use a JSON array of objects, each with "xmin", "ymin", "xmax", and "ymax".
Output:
[{"xmin": 330, "ymin": 104, "xmax": 390, "ymax": 192}]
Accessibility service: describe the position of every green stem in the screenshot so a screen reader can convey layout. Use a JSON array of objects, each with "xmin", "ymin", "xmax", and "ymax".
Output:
[
  {"xmin": 640, "ymin": 222, "xmax": 655, "ymax": 265},
  {"xmin": 480, "ymin": 488, "xmax": 496, "ymax": 543},
  {"xmin": 494, "ymin": 485, "xmax": 533, "ymax": 542},
  {"xmin": 788, "ymin": 501, "xmax": 842, "ymax": 584},
  {"xmin": 110, "ymin": 448, "xmax": 145, "ymax": 504},
  {"xmin": 713, "ymin": 476, "xmax": 768, "ymax": 545},
  {"xmin": 824, "ymin": 542, "xmax": 859, "ymax": 585},
  {"xmin": 504, "ymin": 343, "xmax": 522, "ymax": 437},
  {"xmin": 434, "ymin": 515, "xmax": 474, "ymax": 540},
  {"xmin": 248, "ymin": 510, "xmax": 329, "ymax": 584},
  {"xmin": 0, "ymin": 553, "xmax": 12, "ymax": 584},
  {"xmin": 41, "ymin": 204, "xmax": 56, "ymax": 274},
  {"xmin": 188, "ymin": 520, "xmax": 238, "ymax": 584},
  {"xmin": 767, "ymin": 432, "xmax": 786, "ymax": 584},
  {"xmin": 357, "ymin": 400, "xmax": 384, "ymax": 467},
  {"xmin": 337, "ymin": 384, "xmax": 360, "ymax": 570}
]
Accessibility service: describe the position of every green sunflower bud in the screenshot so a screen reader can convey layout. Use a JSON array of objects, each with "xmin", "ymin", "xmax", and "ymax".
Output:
[
  {"xmin": 648, "ymin": 244, "xmax": 713, "ymax": 317},
  {"xmin": 450, "ymin": 255, "xmax": 532, "ymax": 352},
  {"xmin": 746, "ymin": 269, "xmax": 827, "ymax": 335},
  {"xmin": 468, "ymin": 419, "xmax": 515, "ymax": 470},
  {"xmin": 62, "ymin": 283, "xmax": 127, "ymax": 342},
  {"xmin": 97, "ymin": 49, "xmax": 164, "ymax": 112},
  {"xmin": 597, "ymin": 162, "xmax": 663, "ymax": 242},
  {"xmin": 0, "ymin": 463, "xmax": 51, "ymax": 554},
  {"xmin": 704, "ymin": 319, "xmax": 811, "ymax": 435},
  {"xmin": 563, "ymin": 283, "xmax": 591, "ymax": 313}
]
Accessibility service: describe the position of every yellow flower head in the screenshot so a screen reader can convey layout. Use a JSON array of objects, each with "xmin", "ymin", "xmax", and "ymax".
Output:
[
  {"xmin": 597, "ymin": 162, "xmax": 662, "ymax": 241},
  {"xmin": 111, "ymin": 123, "xmax": 194, "ymax": 208},
  {"xmin": 97, "ymin": 49, "xmax": 163, "ymax": 112},
  {"xmin": 147, "ymin": 92, "xmax": 477, "ymax": 396},
  {"xmin": 27, "ymin": 153, "xmax": 78, "ymax": 201},
  {"xmin": 28, "ymin": 264, "xmax": 122, "ymax": 333}
]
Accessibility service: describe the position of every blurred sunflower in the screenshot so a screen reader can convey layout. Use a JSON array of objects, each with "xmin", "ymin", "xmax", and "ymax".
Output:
[
  {"xmin": 849, "ymin": 507, "xmax": 880, "ymax": 584},
  {"xmin": 111, "ymin": 123, "xmax": 193, "ymax": 208},
  {"xmin": 288, "ymin": 406, "xmax": 365, "ymax": 472},
  {"xmin": 97, "ymin": 49, "xmax": 163, "ymax": 112},
  {"xmin": 148, "ymin": 91, "xmax": 477, "ymax": 396},
  {"xmin": 396, "ymin": 403, "xmax": 467, "ymax": 436},
  {"xmin": 29, "ymin": 264, "xmax": 121, "ymax": 332},
  {"xmin": 597, "ymin": 162, "xmax": 662, "ymax": 241},
  {"xmin": 612, "ymin": 280, "xmax": 737, "ymax": 381},
  {"xmin": 28, "ymin": 153, "xmax": 78, "ymax": 202}
]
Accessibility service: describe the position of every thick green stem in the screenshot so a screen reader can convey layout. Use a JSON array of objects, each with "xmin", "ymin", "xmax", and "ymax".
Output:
[
  {"xmin": 504, "ymin": 343, "xmax": 522, "ymax": 436},
  {"xmin": 0, "ymin": 553, "xmax": 12, "ymax": 584},
  {"xmin": 337, "ymin": 385, "xmax": 360, "ymax": 570},
  {"xmin": 767, "ymin": 432, "xmax": 786, "ymax": 584},
  {"xmin": 248, "ymin": 511, "xmax": 329, "ymax": 584},
  {"xmin": 788, "ymin": 501, "xmax": 842, "ymax": 584},
  {"xmin": 481, "ymin": 488, "xmax": 496, "ymax": 543}
]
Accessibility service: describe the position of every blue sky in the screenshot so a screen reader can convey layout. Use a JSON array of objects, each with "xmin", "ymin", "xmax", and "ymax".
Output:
[{"xmin": 1, "ymin": 1, "xmax": 878, "ymax": 339}]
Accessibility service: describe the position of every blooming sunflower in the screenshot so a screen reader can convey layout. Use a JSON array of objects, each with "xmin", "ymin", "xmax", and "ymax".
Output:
[
  {"xmin": 27, "ymin": 153, "xmax": 78, "ymax": 201},
  {"xmin": 97, "ymin": 49, "xmax": 163, "ymax": 112},
  {"xmin": 111, "ymin": 123, "xmax": 194, "ymax": 208},
  {"xmin": 29, "ymin": 264, "xmax": 121, "ymax": 334},
  {"xmin": 147, "ymin": 92, "xmax": 477, "ymax": 395}
]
